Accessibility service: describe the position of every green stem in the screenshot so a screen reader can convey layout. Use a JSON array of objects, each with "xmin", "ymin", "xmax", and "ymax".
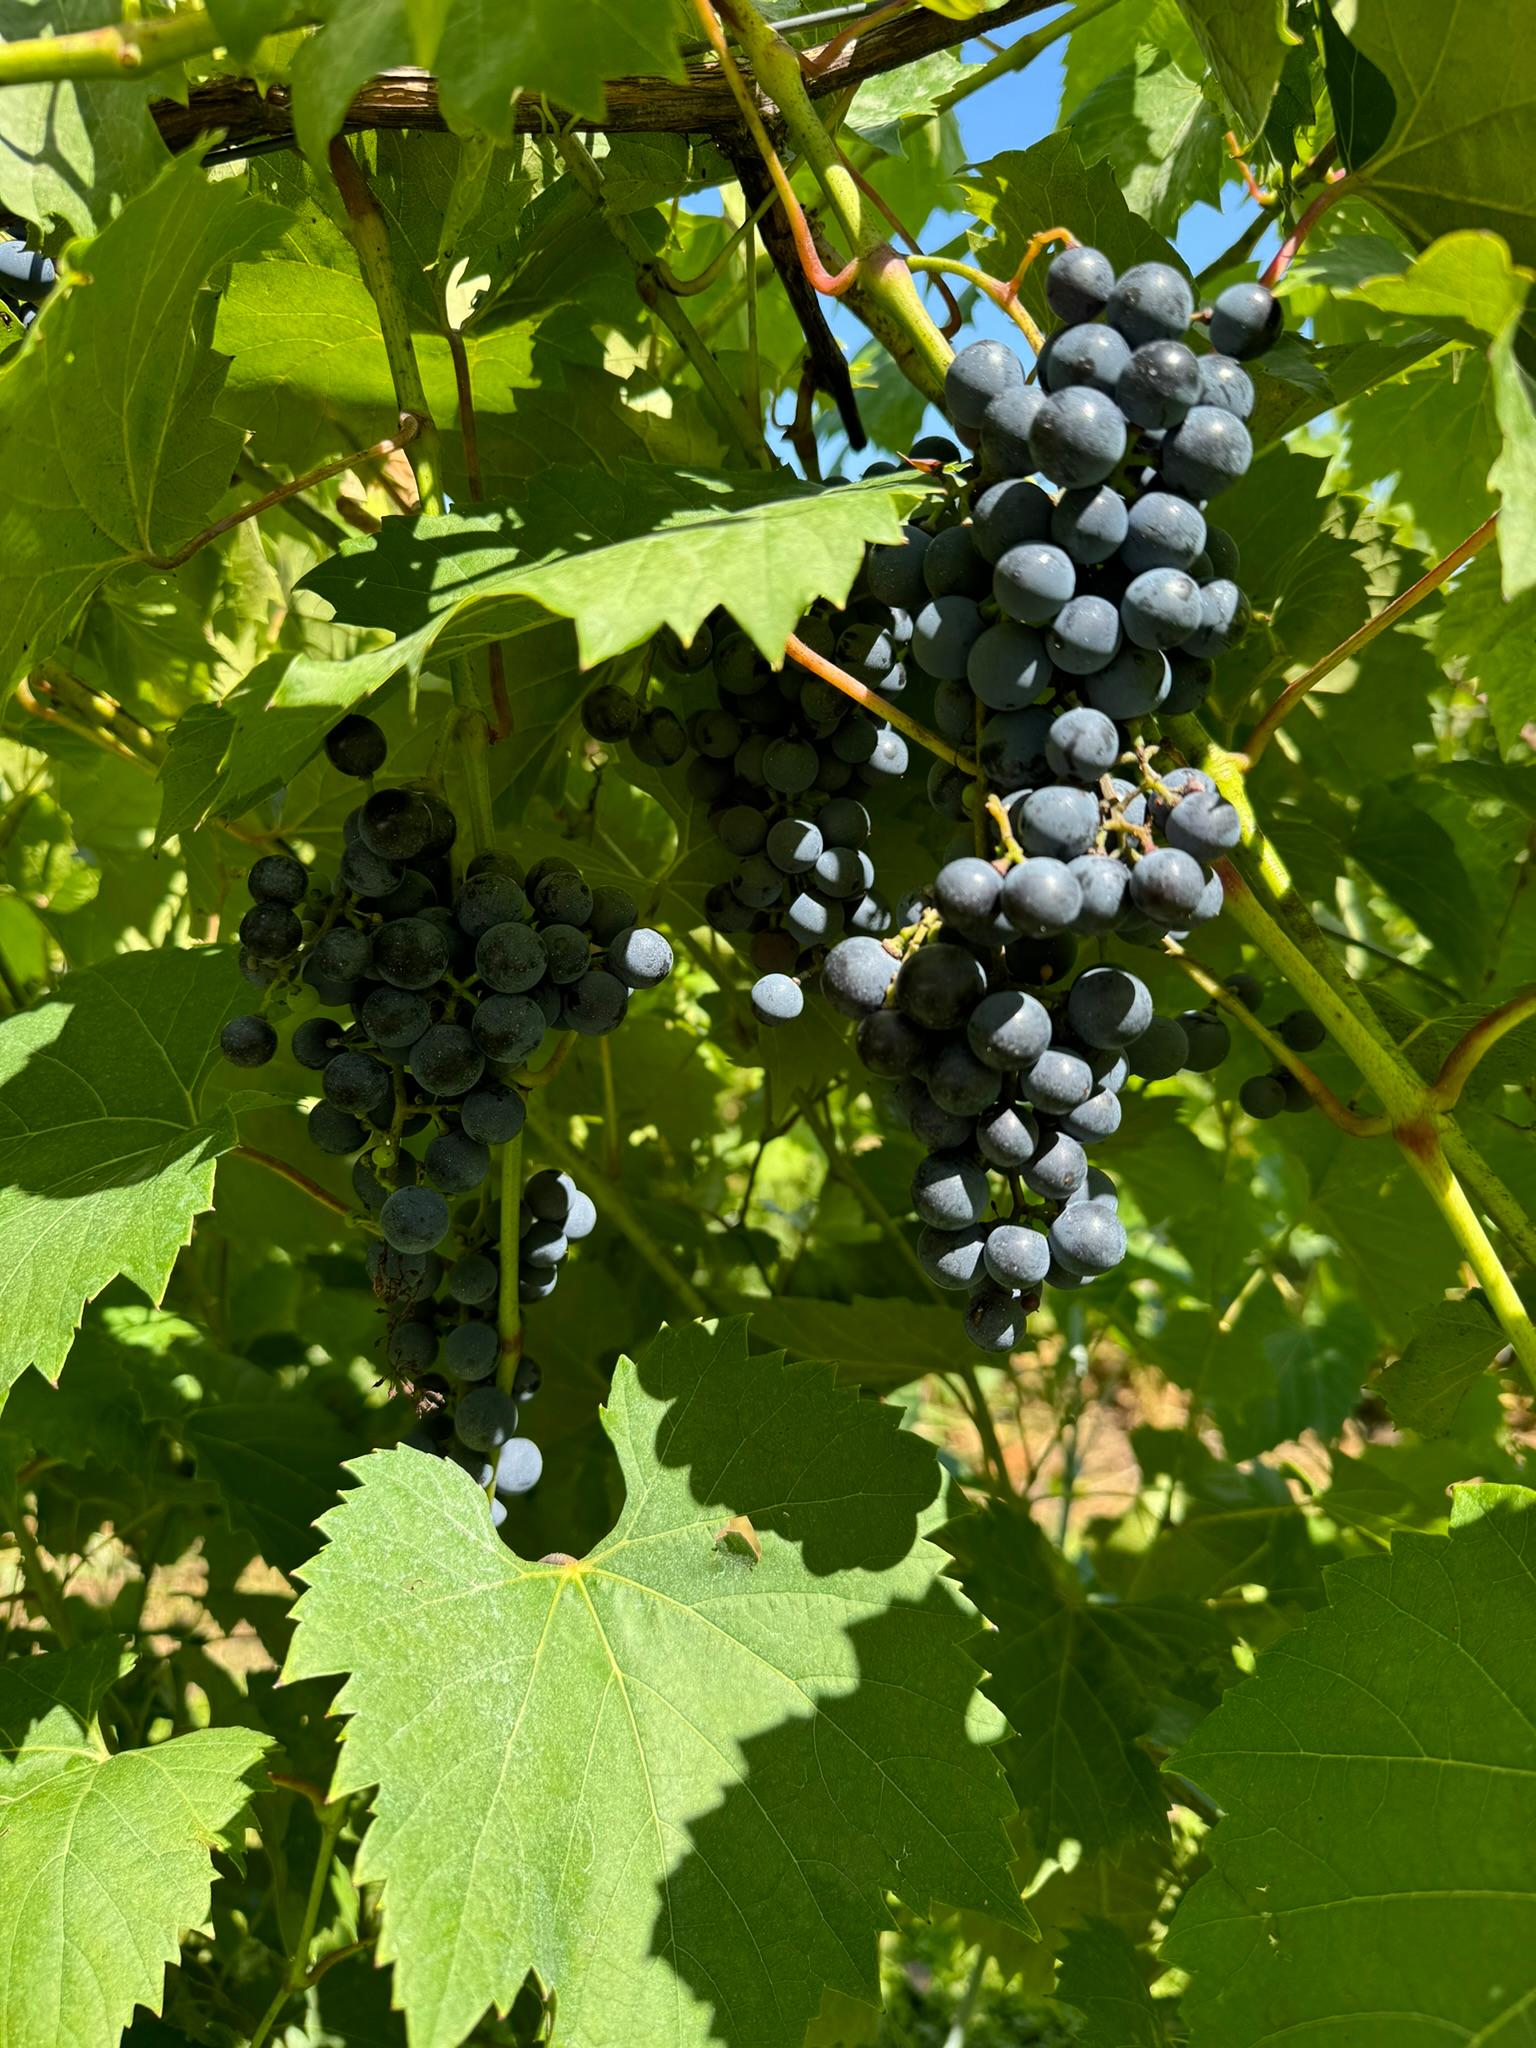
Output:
[
  {"xmin": 0, "ymin": 5, "xmax": 287, "ymax": 81},
  {"xmin": 446, "ymin": 690, "xmax": 496, "ymax": 858},
  {"xmin": 1397, "ymin": 1133, "xmax": 1536, "ymax": 1391},
  {"xmin": 328, "ymin": 140, "xmax": 445, "ymax": 514},
  {"xmin": 248, "ymin": 1797, "xmax": 349, "ymax": 2048},
  {"xmin": 1441, "ymin": 1125, "xmax": 1536, "ymax": 1274},
  {"xmin": 496, "ymin": 1129, "xmax": 525, "ymax": 1394},
  {"xmin": 717, "ymin": 0, "xmax": 953, "ymax": 392},
  {"xmin": 1428, "ymin": 987, "xmax": 1536, "ymax": 1110},
  {"xmin": 551, "ymin": 130, "xmax": 772, "ymax": 471},
  {"xmin": 936, "ymin": 0, "xmax": 1124, "ymax": 109},
  {"xmin": 906, "ymin": 254, "xmax": 1042, "ymax": 349},
  {"xmin": 955, "ymin": 1364, "xmax": 1013, "ymax": 1495},
  {"xmin": 524, "ymin": 1105, "xmax": 710, "ymax": 1318}
]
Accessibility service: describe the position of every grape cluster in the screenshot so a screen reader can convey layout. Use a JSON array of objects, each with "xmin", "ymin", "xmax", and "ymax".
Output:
[
  {"xmin": 218, "ymin": 712, "xmax": 674, "ymax": 1489},
  {"xmin": 581, "ymin": 602, "xmax": 914, "ymax": 1027},
  {"xmin": 1225, "ymin": 972, "xmax": 1325, "ymax": 1118}
]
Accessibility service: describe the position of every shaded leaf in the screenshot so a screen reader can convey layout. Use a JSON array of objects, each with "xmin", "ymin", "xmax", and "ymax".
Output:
[{"xmin": 1377, "ymin": 1292, "xmax": 1506, "ymax": 1435}]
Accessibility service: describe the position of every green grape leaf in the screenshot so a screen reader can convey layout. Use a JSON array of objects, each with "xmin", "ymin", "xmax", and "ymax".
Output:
[
  {"xmin": 1167, "ymin": 1484, "xmax": 1536, "ymax": 2047},
  {"xmin": 1173, "ymin": 0, "xmax": 1298, "ymax": 141},
  {"xmin": 1349, "ymin": 0, "xmax": 1536, "ymax": 267},
  {"xmin": 1344, "ymin": 233, "xmax": 1536, "ymax": 593},
  {"xmin": 746, "ymin": 1296, "xmax": 984, "ymax": 1389},
  {"xmin": 290, "ymin": 0, "xmax": 687, "ymax": 162},
  {"xmin": 301, "ymin": 467, "xmax": 937, "ymax": 669},
  {"xmin": 0, "ymin": 946, "xmax": 245, "ymax": 1393},
  {"xmin": 1060, "ymin": 0, "xmax": 1204, "ymax": 115},
  {"xmin": 1055, "ymin": 1918, "xmax": 1169, "ymax": 2047},
  {"xmin": 947, "ymin": 1501, "xmax": 1228, "ymax": 1858},
  {"xmin": 1349, "ymin": 782, "xmax": 1490, "ymax": 982},
  {"xmin": 1376, "ymin": 1292, "xmax": 1507, "ymax": 1436},
  {"xmin": 1217, "ymin": 1304, "xmax": 1378, "ymax": 1463},
  {"xmin": 285, "ymin": 1319, "xmax": 1027, "ymax": 2048},
  {"xmin": 0, "ymin": 152, "xmax": 288, "ymax": 697},
  {"xmin": 1432, "ymin": 548, "xmax": 1536, "ymax": 755},
  {"xmin": 187, "ymin": 1393, "xmax": 361, "ymax": 1576},
  {"xmin": 204, "ymin": 0, "xmax": 295, "ymax": 54},
  {"xmin": 0, "ymin": 0, "xmax": 171, "ymax": 235},
  {"xmin": 963, "ymin": 136, "xmax": 1186, "ymax": 332},
  {"xmin": 0, "ymin": 1640, "xmax": 269, "ymax": 2047},
  {"xmin": 1317, "ymin": 0, "xmax": 1396, "ymax": 174},
  {"xmin": 1060, "ymin": 48, "xmax": 1229, "ymax": 236}
]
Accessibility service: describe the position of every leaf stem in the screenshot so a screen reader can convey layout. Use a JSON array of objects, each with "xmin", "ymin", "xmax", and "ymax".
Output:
[
  {"xmin": 496, "ymin": 1128, "xmax": 524, "ymax": 1394},
  {"xmin": 1395, "ymin": 1128, "xmax": 1536, "ymax": 1392},
  {"xmin": 248, "ymin": 1796, "xmax": 350, "ymax": 2048},
  {"xmin": 1242, "ymin": 513, "xmax": 1498, "ymax": 765},
  {"xmin": 785, "ymin": 632, "xmax": 975, "ymax": 771},
  {"xmin": 1260, "ymin": 171, "xmax": 1354, "ymax": 287},
  {"xmin": 145, "ymin": 423, "xmax": 419, "ymax": 571},
  {"xmin": 232, "ymin": 1145, "xmax": 352, "ymax": 1219},
  {"xmin": 1428, "ymin": 988, "xmax": 1536, "ymax": 1110},
  {"xmin": 906, "ymin": 255, "xmax": 1042, "ymax": 350}
]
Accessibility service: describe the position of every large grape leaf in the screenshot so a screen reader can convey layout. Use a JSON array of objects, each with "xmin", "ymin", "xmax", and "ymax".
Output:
[
  {"xmin": 1173, "ymin": 0, "xmax": 1298, "ymax": 141},
  {"xmin": 0, "ymin": 945, "xmax": 246, "ymax": 1392},
  {"xmin": 1349, "ymin": 0, "xmax": 1536, "ymax": 268},
  {"xmin": 962, "ymin": 136, "xmax": 1186, "ymax": 334},
  {"xmin": 1375, "ymin": 1293, "xmax": 1507, "ymax": 1436},
  {"xmin": 0, "ymin": 0, "xmax": 172, "ymax": 234},
  {"xmin": 946, "ymin": 1501, "xmax": 1229, "ymax": 1859},
  {"xmin": 1168, "ymin": 1484, "xmax": 1536, "ymax": 2047},
  {"xmin": 0, "ymin": 1637, "xmax": 269, "ymax": 2048},
  {"xmin": 300, "ymin": 466, "xmax": 937, "ymax": 669},
  {"xmin": 1056, "ymin": 48, "xmax": 1229, "ymax": 238},
  {"xmin": 285, "ymin": 1318, "xmax": 1028, "ymax": 2048},
  {"xmin": 1056, "ymin": 1919, "xmax": 1169, "ymax": 2047},
  {"xmin": 290, "ymin": 0, "xmax": 688, "ymax": 162},
  {"xmin": 0, "ymin": 152, "xmax": 288, "ymax": 697}
]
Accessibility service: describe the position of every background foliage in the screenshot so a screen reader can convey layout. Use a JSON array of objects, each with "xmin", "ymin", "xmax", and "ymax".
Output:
[{"xmin": 0, "ymin": 1, "xmax": 1533, "ymax": 2044}]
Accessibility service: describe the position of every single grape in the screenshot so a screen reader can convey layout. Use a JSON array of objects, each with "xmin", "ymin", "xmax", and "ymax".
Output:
[
  {"xmin": 984, "ymin": 1223, "xmax": 1051, "ymax": 1290},
  {"xmin": 919, "ymin": 1224, "xmax": 989, "ymax": 1290},
  {"xmin": 910, "ymin": 432, "xmax": 962, "ymax": 464},
  {"xmin": 580, "ymin": 683, "xmax": 639, "ymax": 741},
  {"xmin": 512, "ymin": 1356, "xmax": 542, "ymax": 1400},
  {"xmin": 993, "ymin": 542, "xmax": 1076, "ymax": 626},
  {"xmin": 658, "ymin": 622, "xmax": 715, "ymax": 672},
  {"xmin": 388, "ymin": 1320, "xmax": 438, "ymax": 1375},
  {"xmin": 239, "ymin": 949, "xmax": 280, "ymax": 991},
  {"xmin": 813, "ymin": 845, "xmax": 873, "ymax": 900},
  {"xmin": 1045, "ymin": 595, "xmax": 1122, "ymax": 676},
  {"xmin": 965, "ymin": 1281, "xmax": 1027, "ymax": 1355},
  {"xmin": 751, "ymin": 973, "xmax": 804, "ymax": 1026},
  {"xmin": 1106, "ymin": 262, "xmax": 1193, "ymax": 345},
  {"xmin": 340, "ymin": 842, "xmax": 403, "ymax": 900},
  {"xmin": 529, "ymin": 869, "xmax": 593, "ymax": 929},
  {"xmin": 460, "ymin": 1081, "xmax": 528, "ymax": 1146},
  {"xmin": 1183, "ymin": 578, "xmax": 1251, "ymax": 658},
  {"xmin": 587, "ymin": 887, "xmax": 640, "ymax": 948},
  {"xmin": 1082, "ymin": 645, "xmax": 1169, "ymax": 722},
  {"xmin": 446, "ymin": 1254, "xmax": 500, "ymax": 1309},
  {"xmin": 1161, "ymin": 652, "xmax": 1213, "ymax": 715},
  {"xmin": 247, "ymin": 853, "xmax": 309, "ymax": 906},
  {"xmin": 896, "ymin": 944, "xmax": 987, "ymax": 1030},
  {"xmin": 1116, "ymin": 339, "xmax": 1201, "ymax": 428},
  {"xmin": 1209, "ymin": 281, "xmax": 1283, "ymax": 359},
  {"xmin": 539, "ymin": 923, "xmax": 591, "ymax": 985},
  {"xmin": 780, "ymin": 892, "xmax": 830, "ymax": 949},
  {"xmin": 630, "ymin": 707, "xmax": 688, "ymax": 767},
  {"xmin": 1046, "ymin": 245, "xmax": 1115, "ymax": 323},
  {"xmin": 1049, "ymin": 1202, "xmax": 1127, "ymax": 1276},
  {"xmin": 1166, "ymin": 785, "xmax": 1241, "ymax": 861},
  {"xmin": 1122, "ymin": 491, "xmax": 1206, "ymax": 574},
  {"xmin": 1279, "ymin": 1008, "xmax": 1326, "ymax": 1052},
  {"xmin": 496, "ymin": 1437, "xmax": 544, "ymax": 1496},
  {"xmin": 1130, "ymin": 846, "xmax": 1207, "ymax": 924},
  {"xmin": 1045, "ymin": 706, "xmax": 1120, "ymax": 781},
  {"xmin": 1066, "ymin": 964, "xmax": 1153, "ymax": 1050},
  {"xmin": 523, "ymin": 1169, "xmax": 579, "ymax": 1225},
  {"xmin": 980, "ymin": 384, "xmax": 1048, "ymax": 477},
  {"xmin": 856, "ymin": 1008, "xmax": 929, "ymax": 1077},
  {"xmin": 323, "ymin": 1049, "xmax": 392, "ymax": 1116},
  {"xmin": 380, "ymin": 1185, "xmax": 450, "ymax": 1254},
  {"xmin": 521, "ymin": 1220, "xmax": 569, "ymax": 1271},
  {"xmin": 239, "ymin": 902, "xmax": 302, "ymax": 960},
  {"xmin": 1021, "ymin": 1127, "xmax": 1088, "ymax": 1199},
  {"xmin": 1177, "ymin": 1010, "xmax": 1231, "ymax": 1072},
  {"xmin": 409, "ymin": 1023, "xmax": 484, "ymax": 1097},
  {"xmin": 1019, "ymin": 1044, "xmax": 1095, "ymax": 1116},
  {"xmin": 1041, "ymin": 321, "xmax": 1132, "ymax": 397},
  {"xmin": 732, "ymin": 855, "xmax": 785, "ymax": 911},
  {"xmin": 1015, "ymin": 785, "xmax": 1101, "ymax": 860},
  {"xmin": 966, "ymin": 987, "xmax": 1051, "ymax": 1071},
  {"xmin": 475, "ymin": 921, "xmax": 546, "ymax": 995},
  {"xmin": 426, "ymin": 1128, "xmax": 491, "ymax": 1194},
  {"xmin": 1198, "ymin": 354, "xmax": 1254, "ymax": 419},
  {"xmin": 310, "ymin": 926, "xmax": 373, "ymax": 985},
  {"xmin": 912, "ymin": 594, "xmax": 986, "ymax": 679},
  {"xmin": 358, "ymin": 787, "xmax": 435, "ymax": 862},
  {"xmin": 971, "ymin": 479, "xmax": 1053, "ymax": 567},
  {"xmin": 1051, "ymin": 483, "xmax": 1129, "ymax": 566},
  {"xmin": 292, "ymin": 1017, "xmax": 338, "ymax": 1070},
  {"xmin": 980, "ymin": 705, "xmax": 1051, "ymax": 786},
  {"xmin": 1059, "ymin": 1087, "xmax": 1123, "ymax": 1145},
  {"xmin": 922, "ymin": 525, "xmax": 992, "ymax": 601},
  {"xmin": 440, "ymin": 1322, "xmax": 499, "ymax": 1383},
  {"xmin": 945, "ymin": 337, "xmax": 1026, "ymax": 428},
  {"xmin": 1121, "ymin": 567, "xmax": 1203, "ymax": 650},
  {"xmin": 325, "ymin": 713, "xmax": 388, "ymax": 779},
  {"xmin": 912, "ymin": 1153, "xmax": 991, "ymax": 1231},
  {"xmin": 374, "ymin": 916, "xmax": 451, "ymax": 991},
  {"xmin": 563, "ymin": 968, "xmax": 631, "ymax": 1036},
  {"xmin": 455, "ymin": 1385, "xmax": 519, "ymax": 1453},
  {"xmin": 1128, "ymin": 1015, "xmax": 1190, "ymax": 1080},
  {"xmin": 935, "ymin": 858, "xmax": 1002, "ymax": 931},
  {"xmin": 967, "ymin": 621, "xmax": 1053, "ymax": 711},
  {"xmin": 976, "ymin": 1101, "xmax": 1038, "ymax": 1170},
  {"xmin": 1067, "ymin": 854, "xmax": 1130, "ymax": 935},
  {"xmin": 866, "ymin": 524, "xmax": 932, "ymax": 610},
  {"xmin": 1160, "ymin": 406, "xmax": 1252, "ymax": 497},
  {"xmin": 471, "ymin": 994, "xmax": 545, "ymax": 1067},
  {"xmin": 822, "ymin": 936, "xmax": 898, "ymax": 1018},
  {"xmin": 1239, "ymin": 1072, "xmax": 1286, "ymax": 1119},
  {"xmin": 1028, "ymin": 386, "xmax": 1128, "ymax": 488},
  {"xmin": 221, "ymin": 1013, "xmax": 276, "ymax": 1067}
]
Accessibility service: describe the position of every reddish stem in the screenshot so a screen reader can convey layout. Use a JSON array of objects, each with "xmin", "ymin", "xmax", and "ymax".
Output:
[{"xmin": 1261, "ymin": 174, "xmax": 1352, "ymax": 287}]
